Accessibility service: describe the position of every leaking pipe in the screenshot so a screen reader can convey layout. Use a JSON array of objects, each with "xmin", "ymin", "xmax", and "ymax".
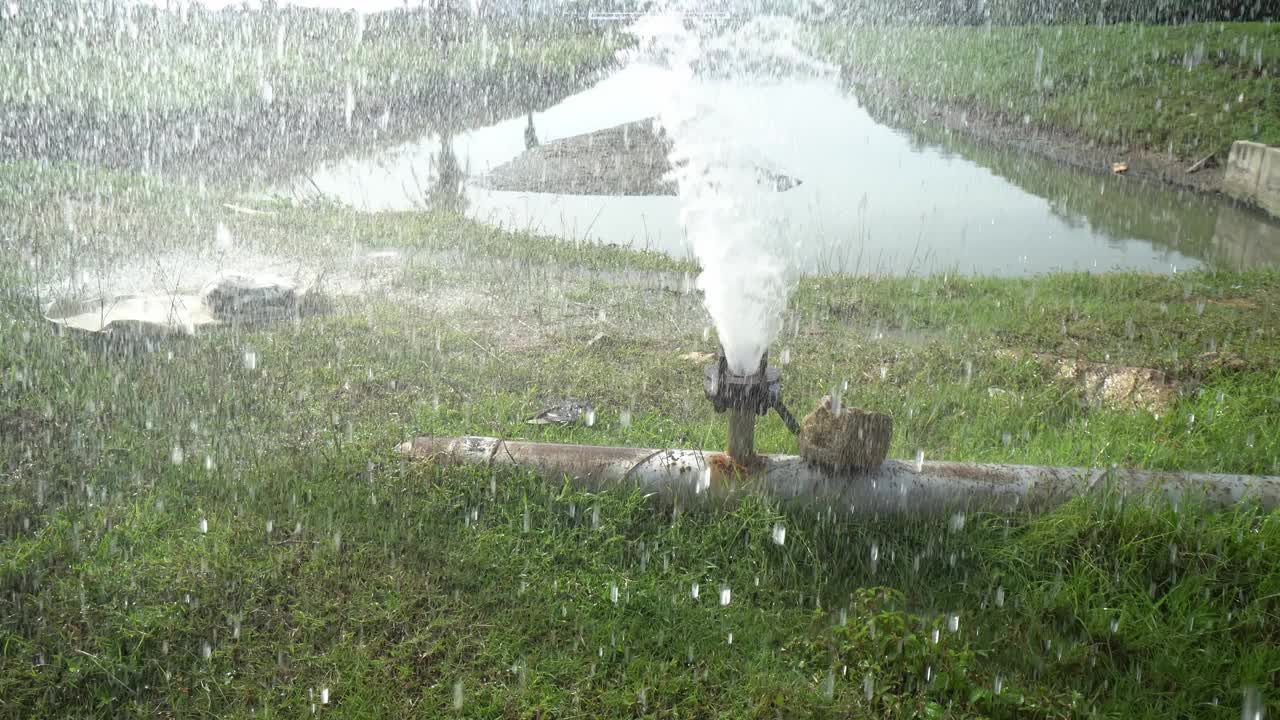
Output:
[{"xmin": 397, "ymin": 436, "xmax": 1280, "ymax": 515}]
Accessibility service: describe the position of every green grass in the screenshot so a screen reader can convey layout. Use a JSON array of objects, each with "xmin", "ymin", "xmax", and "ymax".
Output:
[
  {"xmin": 0, "ymin": 5, "xmax": 631, "ymax": 190},
  {"xmin": 0, "ymin": 9, "xmax": 627, "ymax": 116},
  {"xmin": 3, "ymin": 159, "xmax": 1280, "ymax": 716},
  {"xmin": 814, "ymin": 22, "xmax": 1280, "ymax": 161}
]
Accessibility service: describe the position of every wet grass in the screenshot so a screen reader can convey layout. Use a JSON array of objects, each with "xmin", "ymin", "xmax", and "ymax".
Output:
[
  {"xmin": 0, "ymin": 8, "xmax": 627, "ymax": 116},
  {"xmin": 0, "ymin": 7, "xmax": 630, "ymax": 187},
  {"xmin": 2, "ymin": 163, "xmax": 1280, "ymax": 717},
  {"xmin": 814, "ymin": 22, "xmax": 1280, "ymax": 161}
]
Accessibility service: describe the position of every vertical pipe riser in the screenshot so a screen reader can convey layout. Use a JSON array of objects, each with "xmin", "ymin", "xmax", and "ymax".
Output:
[{"xmin": 727, "ymin": 407, "xmax": 757, "ymax": 464}]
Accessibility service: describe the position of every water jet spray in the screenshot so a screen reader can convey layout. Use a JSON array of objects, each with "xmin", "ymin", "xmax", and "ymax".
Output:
[{"xmin": 397, "ymin": 9, "xmax": 1280, "ymax": 517}]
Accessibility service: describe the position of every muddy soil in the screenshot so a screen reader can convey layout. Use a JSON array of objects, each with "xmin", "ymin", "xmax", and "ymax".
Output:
[
  {"xmin": 480, "ymin": 118, "xmax": 802, "ymax": 196},
  {"xmin": 845, "ymin": 70, "xmax": 1230, "ymax": 198}
]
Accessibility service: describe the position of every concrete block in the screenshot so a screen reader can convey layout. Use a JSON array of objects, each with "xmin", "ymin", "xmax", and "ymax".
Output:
[
  {"xmin": 1223, "ymin": 140, "xmax": 1266, "ymax": 204},
  {"xmin": 1258, "ymin": 146, "xmax": 1280, "ymax": 219}
]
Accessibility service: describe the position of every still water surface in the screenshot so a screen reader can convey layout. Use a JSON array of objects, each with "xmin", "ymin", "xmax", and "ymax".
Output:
[{"xmin": 280, "ymin": 63, "xmax": 1280, "ymax": 276}]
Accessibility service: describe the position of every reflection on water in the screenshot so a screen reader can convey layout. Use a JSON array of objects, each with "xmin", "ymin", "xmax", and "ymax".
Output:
[
  {"xmin": 279, "ymin": 64, "xmax": 1280, "ymax": 277},
  {"xmin": 525, "ymin": 112, "xmax": 539, "ymax": 150},
  {"xmin": 876, "ymin": 98, "xmax": 1280, "ymax": 274},
  {"xmin": 428, "ymin": 131, "xmax": 466, "ymax": 212}
]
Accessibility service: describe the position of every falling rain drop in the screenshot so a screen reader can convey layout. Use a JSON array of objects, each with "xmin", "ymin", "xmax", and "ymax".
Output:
[
  {"xmin": 691, "ymin": 583, "xmax": 700, "ymax": 600},
  {"xmin": 620, "ymin": 408, "xmax": 632, "ymax": 428},
  {"xmin": 995, "ymin": 585, "xmax": 1005, "ymax": 608},
  {"xmin": 718, "ymin": 584, "xmax": 731, "ymax": 606},
  {"xmin": 1242, "ymin": 686, "xmax": 1264, "ymax": 720},
  {"xmin": 267, "ymin": 14, "xmax": 288, "ymax": 57},
  {"xmin": 242, "ymin": 348, "xmax": 258, "ymax": 370},
  {"xmin": 863, "ymin": 672, "xmax": 874, "ymax": 701},
  {"xmin": 344, "ymin": 83, "xmax": 355, "ymax": 129},
  {"xmin": 199, "ymin": 517, "xmax": 208, "ymax": 534},
  {"xmin": 214, "ymin": 222, "xmax": 233, "ymax": 251},
  {"xmin": 771, "ymin": 523, "xmax": 786, "ymax": 546},
  {"xmin": 914, "ymin": 449, "xmax": 924, "ymax": 472},
  {"xmin": 610, "ymin": 583, "xmax": 619, "ymax": 604},
  {"xmin": 452, "ymin": 680, "xmax": 463, "ymax": 710},
  {"xmin": 171, "ymin": 444, "xmax": 185, "ymax": 465}
]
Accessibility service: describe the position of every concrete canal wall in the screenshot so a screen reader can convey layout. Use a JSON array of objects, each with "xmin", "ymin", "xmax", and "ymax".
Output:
[{"xmin": 1225, "ymin": 141, "xmax": 1280, "ymax": 219}]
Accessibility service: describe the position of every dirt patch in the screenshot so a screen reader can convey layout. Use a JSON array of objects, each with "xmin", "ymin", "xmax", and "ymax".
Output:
[
  {"xmin": 480, "ymin": 118, "xmax": 802, "ymax": 196},
  {"xmin": 1196, "ymin": 351, "xmax": 1251, "ymax": 373},
  {"xmin": 846, "ymin": 70, "xmax": 1229, "ymax": 198},
  {"xmin": 1208, "ymin": 297, "xmax": 1260, "ymax": 310},
  {"xmin": 0, "ymin": 409, "xmax": 52, "ymax": 443},
  {"xmin": 990, "ymin": 349, "xmax": 1177, "ymax": 413},
  {"xmin": 679, "ymin": 351, "xmax": 716, "ymax": 364},
  {"xmin": 1054, "ymin": 359, "xmax": 1176, "ymax": 414}
]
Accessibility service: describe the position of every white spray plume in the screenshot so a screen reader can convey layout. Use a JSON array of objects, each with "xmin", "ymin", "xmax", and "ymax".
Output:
[{"xmin": 636, "ymin": 10, "xmax": 831, "ymax": 373}]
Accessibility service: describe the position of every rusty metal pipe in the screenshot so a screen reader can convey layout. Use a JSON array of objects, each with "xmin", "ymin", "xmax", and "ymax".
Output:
[
  {"xmin": 397, "ymin": 436, "xmax": 1280, "ymax": 514},
  {"xmin": 726, "ymin": 408, "xmax": 757, "ymax": 465}
]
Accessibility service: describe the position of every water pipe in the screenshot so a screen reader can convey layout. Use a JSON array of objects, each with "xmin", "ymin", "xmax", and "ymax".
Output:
[
  {"xmin": 397, "ymin": 436, "xmax": 1280, "ymax": 515},
  {"xmin": 399, "ymin": 346, "xmax": 1280, "ymax": 515}
]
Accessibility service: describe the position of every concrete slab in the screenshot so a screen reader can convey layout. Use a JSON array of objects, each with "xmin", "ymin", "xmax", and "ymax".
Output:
[
  {"xmin": 1258, "ymin": 145, "xmax": 1280, "ymax": 219},
  {"xmin": 1224, "ymin": 140, "xmax": 1266, "ymax": 204}
]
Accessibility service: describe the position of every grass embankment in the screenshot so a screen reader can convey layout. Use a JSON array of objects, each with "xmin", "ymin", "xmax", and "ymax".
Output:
[
  {"xmin": 3, "ymin": 157, "xmax": 1280, "ymax": 717},
  {"xmin": 0, "ymin": 5, "xmax": 629, "ymax": 182},
  {"xmin": 814, "ymin": 23, "xmax": 1280, "ymax": 163}
]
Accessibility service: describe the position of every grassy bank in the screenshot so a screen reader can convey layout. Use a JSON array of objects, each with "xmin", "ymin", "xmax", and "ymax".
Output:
[
  {"xmin": 814, "ymin": 22, "xmax": 1280, "ymax": 163},
  {"xmin": 0, "ymin": 4, "xmax": 629, "ymax": 183},
  {"xmin": 3, "ymin": 158, "xmax": 1280, "ymax": 716}
]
